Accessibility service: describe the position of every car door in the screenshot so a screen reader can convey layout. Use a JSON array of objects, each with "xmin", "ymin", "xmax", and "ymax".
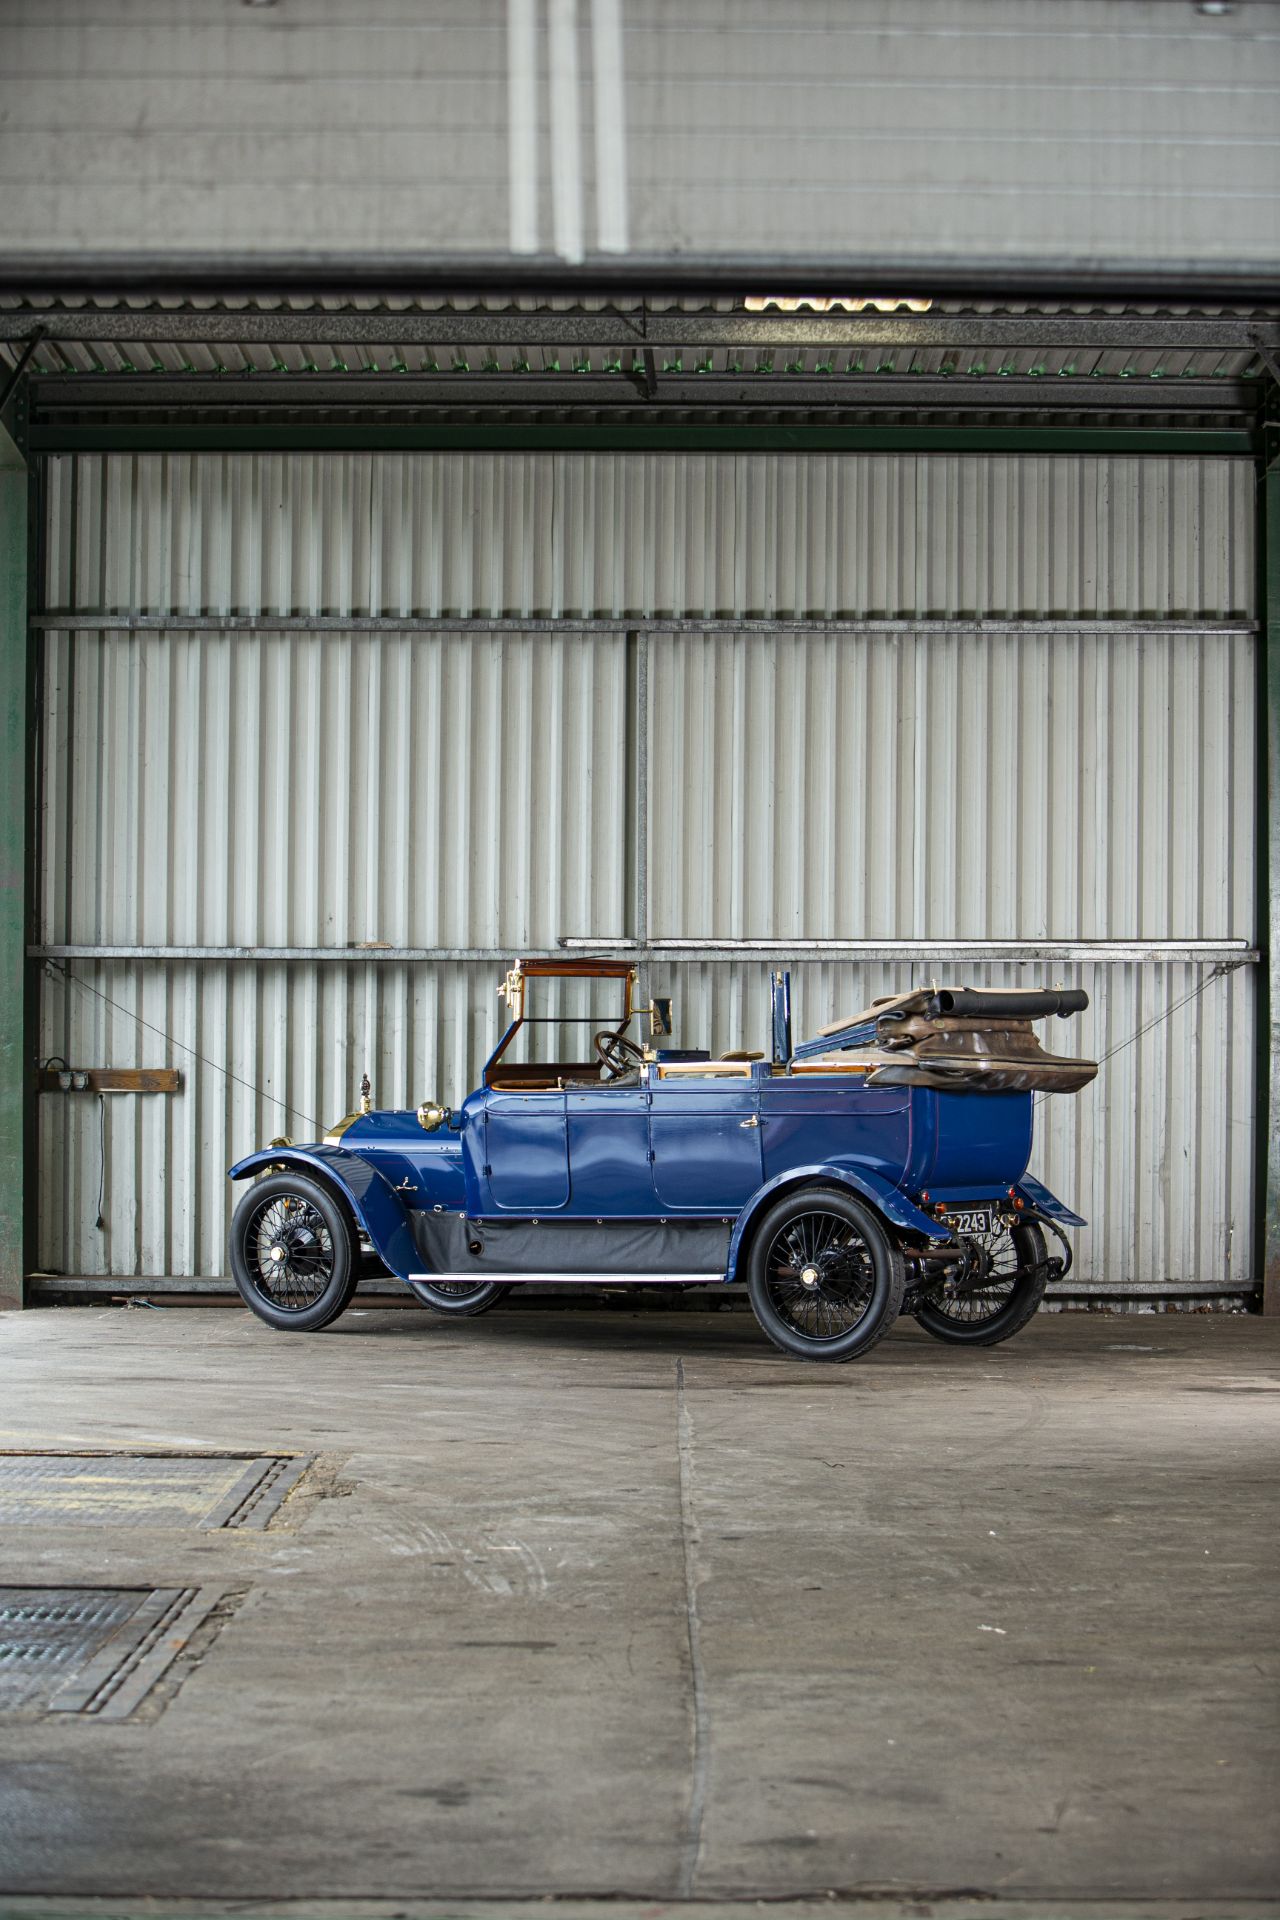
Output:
[
  {"xmin": 484, "ymin": 1090, "xmax": 570, "ymax": 1210},
  {"xmin": 565, "ymin": 1081, "xmax": 652, "ymax": 1213},
  {"xmin": 648, "ymin": 1072, "xmax": 763, "ymax": 1210}
]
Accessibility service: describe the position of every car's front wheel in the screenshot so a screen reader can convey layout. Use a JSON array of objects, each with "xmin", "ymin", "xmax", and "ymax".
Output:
[
  {"xmin": 230, "ymin": 1171, "xmax": 359, "ymax": 1332},
  {"xmin": 746, "ymin": 1186, "xmax": 905, "ymax": 1362}
]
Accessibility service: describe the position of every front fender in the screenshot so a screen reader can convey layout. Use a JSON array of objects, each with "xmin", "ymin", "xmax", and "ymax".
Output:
[
  {"xmin": 727, "ymin": 1162, "xmax": 947, "ymax": 1280},
  {"xmin": 229, "ymin": 1146, "xmax": 419, "ymax": 1280}
]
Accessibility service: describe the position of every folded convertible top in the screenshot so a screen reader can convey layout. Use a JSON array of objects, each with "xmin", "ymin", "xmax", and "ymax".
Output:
[
  {"xmin": 816, "ymin": 985, "xmax": 1088, "ymax": 1038},
  {"xmin": 792, "ymin": 983, "xmax": 1097, "ymax": 1092}
]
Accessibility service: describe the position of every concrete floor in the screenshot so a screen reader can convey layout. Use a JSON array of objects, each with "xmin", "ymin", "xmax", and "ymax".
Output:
[{"xmin": 0, "ymin": 1301, "xmax": 1277, "ymax": 1920}]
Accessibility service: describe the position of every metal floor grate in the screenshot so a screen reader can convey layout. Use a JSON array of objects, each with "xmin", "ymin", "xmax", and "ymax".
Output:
[
  {"xmin": 0, "ymin": 1588, "xmax": 143, "ymax": 1711},
  {"xmin": 0, "ymin": 1585, "xmax": 226, "ymax": 1717},
  {"xmin": 0, "ymin": 1453, "xmax": 312, "ymax": 1529}
]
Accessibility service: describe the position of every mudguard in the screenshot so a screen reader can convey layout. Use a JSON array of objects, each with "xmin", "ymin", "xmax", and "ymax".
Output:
[
  {"xmin": 1015, "ymin": 1173, "xmax": 1087, "ymax": 1229},
  {"xmin": 727, "ymin": 1161, "xmax": 948, "ymax": 1280},
  {"xmin": 228, "ymin": 1146, "xmax": 419, "ymax": 1280}
]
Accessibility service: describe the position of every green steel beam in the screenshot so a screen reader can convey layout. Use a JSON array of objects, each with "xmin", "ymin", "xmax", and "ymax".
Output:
[
  {"xmin": 0, "ymin": 426, "xmax": 26, "ymax": 1310},
  {"xmin": 27, "ymin": 423, "xmax": 1257, "ymax": 457},
  {"xmin": 1264, "ymin": 401, "xmax": 1280, "ymax": 1317},
  {"xmin": 3, "ymin": 304, "xmax": 1278, "ymax": 353}
]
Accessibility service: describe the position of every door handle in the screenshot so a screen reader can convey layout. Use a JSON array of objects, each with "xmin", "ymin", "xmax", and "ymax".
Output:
[{"xmin": 740, "ymin": 1115, "xmax": 759, "ymax": 1129}]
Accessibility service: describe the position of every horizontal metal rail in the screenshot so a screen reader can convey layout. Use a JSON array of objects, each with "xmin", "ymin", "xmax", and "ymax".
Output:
[
  {"xmin": 28, "ymin": 424, "xmax": 1259, "ymax": 456},
  {"xmin": 33, "ymin": 941, "xmax": 1260, "ymax": 966},
  {"xmin": 583, "ymin": 939, "xmax": 1261, "ymax": 964},
  {"xmin": 2, "ymin": 248, "xmax": 1279, "ymax": 303},
  {"xmin": 3, "ymin": 249, "xmax": 1280, "ymax": 307},
  {"xmin": 22, "ymin": 374, "xmax": 1259, "ymax": 417},
  {"xmin": 31, "ymin": 615, "xmax": 1259, "ymax": 640},
  {"xmin": 25, "ymin": 1272, "xmax": 1255, "ymax": 1301},
  {"xmin": 3, "ymin": 307, "xmax": 1278, "ymax": 353}
]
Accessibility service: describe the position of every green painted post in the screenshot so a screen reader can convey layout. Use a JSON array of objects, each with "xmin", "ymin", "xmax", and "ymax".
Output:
[
  {"xmin": 1265, "ymin": 424, "xmax": 1280, "ymax": 1316},
  {"xmin": 0, "ymin": 425, "xmax": 26, "ymax": 1309}
]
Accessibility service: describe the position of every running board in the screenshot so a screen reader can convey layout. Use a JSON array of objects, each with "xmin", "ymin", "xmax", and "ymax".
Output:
[{"xmin": 408, "ymin": 1271, "xmax": 725, "ymax": 1286}]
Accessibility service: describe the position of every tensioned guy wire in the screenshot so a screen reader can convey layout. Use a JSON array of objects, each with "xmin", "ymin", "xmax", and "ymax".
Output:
[
  {"xmin": 48, "ymin": 963, "xmax": 323, "ymax": 1133},
  {"xmin": 1032, "ymin": 960, "xmax": 1243, "ymax": 1108}
]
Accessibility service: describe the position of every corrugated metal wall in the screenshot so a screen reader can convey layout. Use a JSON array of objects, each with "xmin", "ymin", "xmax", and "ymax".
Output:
[
  {"xmin": 41, "ymin": 627, "xmax": 629, "ymax": 950},
  {"xmin": 44, "ymin": 452, "xmax": 1254, "ymax": 620},
  {"xmin": 37, "ymin": 453, "xmax": 1258, "ymax": 1293},
  {"xmin": 647, "ymin": 625, "xmax": 1256, "ymax": 940}
]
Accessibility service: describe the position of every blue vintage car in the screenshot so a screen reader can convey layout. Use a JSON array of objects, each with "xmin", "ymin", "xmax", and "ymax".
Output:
[{"xmin": 228, "ymin": 958, "xmax": 1097, "ymax": 1362}]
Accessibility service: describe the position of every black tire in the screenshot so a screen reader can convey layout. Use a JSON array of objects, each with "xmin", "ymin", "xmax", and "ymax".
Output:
[
  {"xmin": 230, "ymin": 1171, "xmax": 359, "ymax": 1332},
  {"xmin": 411, "ymin": 1279, "xmax": 511, "ymax": 1317},
  {"xmin": 913, "ymin": 1220, "xmax": 1048, "ymax": 1347},
  {"xmin": 746, "ymin": 1185, "xmax": 905, "ymax": 1363}
]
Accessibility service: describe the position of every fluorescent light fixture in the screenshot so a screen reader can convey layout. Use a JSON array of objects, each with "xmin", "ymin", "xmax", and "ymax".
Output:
[{"xmin": 744, "ymin": 295, "xmax": 934, "ymax": 314}]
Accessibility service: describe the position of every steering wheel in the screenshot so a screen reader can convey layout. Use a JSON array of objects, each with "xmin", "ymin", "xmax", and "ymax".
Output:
[{"xmin": 593, "ymin": 1029, "xmax": 645, "ymax": 1079}]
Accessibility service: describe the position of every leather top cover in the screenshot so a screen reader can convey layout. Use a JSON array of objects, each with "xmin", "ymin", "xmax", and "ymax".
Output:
[{"xmin": 797, "ymin": 986, "xmax": 1098, "ymax": 1092}]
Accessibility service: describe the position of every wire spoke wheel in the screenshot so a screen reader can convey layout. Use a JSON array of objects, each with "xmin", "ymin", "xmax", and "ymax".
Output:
[
  {"xmin": 764, "ymin": 1209, "xmax": 876, "ymax": 1343},
  {"xmin": 747, "ymin": 1187, "xmax": 905, "ymax": 1362},
  {"xmin": 925, "ymin": 1226, "xmax": 1021, "ymax": 1325},
  {"xmin": 230, "ymin": 1172, "xmax": 357, "ymax": 1331},
  {"xmin": 914, "ymin": 1220, "xmax": 1050, "ymax": 1348},
  {"xmin": 245, "ymin": 1193, "xmax": 336, "ymax": 1310}
]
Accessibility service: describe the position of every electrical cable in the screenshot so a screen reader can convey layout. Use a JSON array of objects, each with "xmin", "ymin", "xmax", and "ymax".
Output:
[{"xmin": 95, "ymin": 1091, "xmax": 106, "ymax": 1230}]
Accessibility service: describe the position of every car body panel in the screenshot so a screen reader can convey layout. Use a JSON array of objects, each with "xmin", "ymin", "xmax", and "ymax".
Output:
[
  {"xmin": 759, "ymin": 1075, "xmax": 913, "ymax": 1188},
  {"xmin": 564, "ymin": 1085, "xmax": 654, "ymax": 1213},
  {"xmin": 649, "ymin": 1077, "xmax": 764, "ymax": 1209},
  {"xmin": 483, "ymin": 1091, "xmax": 571, "ymax": 1210},
  {"xmin": 903, "ymin": 1088, "xmax": 1034, "ymax": 1191}
]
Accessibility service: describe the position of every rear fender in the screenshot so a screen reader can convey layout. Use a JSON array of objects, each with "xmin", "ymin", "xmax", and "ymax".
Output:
[
  {"xmin": 229, "ymin": 1146, "xmax": 418, "ymax": 1280},
  {"xmin": 1015, "ymin": 1173, "xmax": 1087, "ymax": 1229},
  {"xmin": 727, "ymin": 1162, "xmax": 947, "ymax": 1281}
]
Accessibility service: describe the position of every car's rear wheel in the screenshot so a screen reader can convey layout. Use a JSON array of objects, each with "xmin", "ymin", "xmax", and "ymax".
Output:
[
  {"xmin": 913, "ymin": 1220, "xmax": 1048, "ymax": 1346},
  {"xmin": 746, "ymin": 1186, "xmax": 905, "ymax": 1362},
  {"xmin": 411, "ymin": 1279, "xmax": 511, "ymax": 1317},
  {"xmin": 230, "ymin": 1171, "xmax": 359, "ymax": 1332}
]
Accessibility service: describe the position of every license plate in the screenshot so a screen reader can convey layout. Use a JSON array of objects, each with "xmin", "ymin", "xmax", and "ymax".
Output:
[{"xmin": 949, "ymin": 1207, "xmax": 994, "ymax": 1236}]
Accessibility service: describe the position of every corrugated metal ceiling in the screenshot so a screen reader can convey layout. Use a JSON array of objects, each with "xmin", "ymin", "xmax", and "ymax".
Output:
[{"xmin": 2, "ymin": 296, "xmax": 1273, "ymax": 387}]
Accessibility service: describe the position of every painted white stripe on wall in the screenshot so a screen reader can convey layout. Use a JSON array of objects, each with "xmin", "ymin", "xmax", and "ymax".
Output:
[
  {"xmin": 548, "ymin": 0, "xmax": 586, "ymax": 263},
  {"xmin": 507, "ymin": 0, "xmax": 541, "ymax": 253},
  {"xmin": 590, "ymin": 0, "xmax": 630, "ymax": 252}
]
